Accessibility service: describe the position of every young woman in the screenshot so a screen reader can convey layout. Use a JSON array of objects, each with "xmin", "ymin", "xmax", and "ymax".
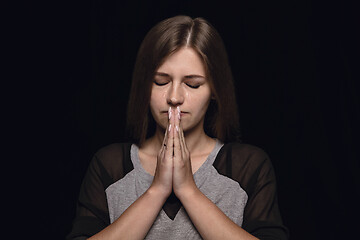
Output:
[{"xmin": 67, "ymin": 15, "xmax": 288, "ymax": 240}]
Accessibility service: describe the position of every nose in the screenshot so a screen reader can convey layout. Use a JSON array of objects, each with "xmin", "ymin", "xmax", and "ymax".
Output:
[{"xmin": 166, "ymin": 82, "xmax": 184, "ymax": 106}]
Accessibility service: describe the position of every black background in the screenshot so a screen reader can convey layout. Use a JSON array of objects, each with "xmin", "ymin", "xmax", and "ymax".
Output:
[{"xmin": 19, "ymin": 0, "xmax": 359, "ymax": 239}]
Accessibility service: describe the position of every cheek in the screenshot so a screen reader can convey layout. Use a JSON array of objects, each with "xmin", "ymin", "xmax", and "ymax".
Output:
[
  {"xmin": 188, "ymin": 90, "xmax": 211, "ymax": 114},
  {"xmin": 162, "ymin": 89, "xmax": 168, "ymax": 99},
  {"xmin": 185, "ymin": 91, "xmax": 191, "ymax": 102},
  {"xmin": 149, "ymin": 88, "xmax": 168, "ymax": 124},
  {"xmin": 198, "ymin": 96, "xmax": 211, "ymax": 114},
  {"xmin": 150, "ymin": 89, "xmax": 165, "ymax": 108}
]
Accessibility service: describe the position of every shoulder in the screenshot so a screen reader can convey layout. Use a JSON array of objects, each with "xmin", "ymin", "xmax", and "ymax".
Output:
[
  {"xmin": 215, "ymin": 142, "xmax": 275, "ymax": 192},
  {"xmin": 220, "ymin": 142, "xmax": 270, "ymax": 168},
  {"xmin": 226, "ymin": 142, "xmax": 268, "ymax": 156},
  {"xmin": 92, "ymin": 142, "xmax": 133, "ymax": 182},
  {"xmin": 95, "ymin": 142, "xmax": 132, "ymax": 161}
]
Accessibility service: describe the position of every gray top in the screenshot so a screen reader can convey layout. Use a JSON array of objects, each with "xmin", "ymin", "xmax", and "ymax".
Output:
[{"xmin": 105, "ymin": 140, "xmax": 248, "ymax": 239}]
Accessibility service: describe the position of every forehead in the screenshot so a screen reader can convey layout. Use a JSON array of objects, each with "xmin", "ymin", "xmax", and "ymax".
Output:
[{"xmin": 157, "ymin": 47, "xmax": 206, "ymax": 76}]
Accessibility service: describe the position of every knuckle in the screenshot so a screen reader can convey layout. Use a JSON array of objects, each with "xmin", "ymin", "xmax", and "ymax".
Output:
[
  {"xmin": 184, "ymin": 148, "xmax": 189, "ymax": 155},
  {"xmin": 161, "ymin": 158, "xmax": 172, "ymax": 168},
  {"xmin": 175, "ymin": 156, "xmax": 185, "ymax": 167}
]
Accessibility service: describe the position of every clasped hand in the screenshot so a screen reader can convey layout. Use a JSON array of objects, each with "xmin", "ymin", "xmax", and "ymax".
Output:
[{"xmin": 151, "ymin": 106, "xmax": 197, "ymax": 199}]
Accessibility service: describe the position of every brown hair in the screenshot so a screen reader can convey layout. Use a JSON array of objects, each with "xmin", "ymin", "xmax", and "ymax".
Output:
[{"xmin": 126, "ymin": 15, "xmax": 240, "ymax": 146}]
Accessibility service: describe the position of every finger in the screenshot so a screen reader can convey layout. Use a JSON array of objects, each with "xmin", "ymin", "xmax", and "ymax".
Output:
[
  {"xmin": 158, "ymin": 127, "xmax": 168, "ymax": 161},
  {"xmin": 179, "ymin": 122, "xmax": 187, "ymax": 151},
  {"xmin": 165, "ymin": 107, "xmax": 174, "ymax": 160},
  {"xmin": 158, "ymin": 144, "xmax": 166, "ymax": 168},
  {"xmin": 161, "ymin": 121, "xmax": 169, "ymax": 149},
  {"xmin": 174, "ymin": 106, "xmax": 182, "ymax": 161},
  {"xmin": 160, "ymin": 107, "xmax": 172, "ymax": 153},
  {"xmin": 157, "ymin": 129, "xmax": 168, "ymax": 167},
  {"xmin": 177, "ymin": 106, "xmax": 188, "ymax": 154}
]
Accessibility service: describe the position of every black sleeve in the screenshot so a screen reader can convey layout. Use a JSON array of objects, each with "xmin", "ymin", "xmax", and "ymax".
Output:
[
  {"xmin": 66, "ymin": 143, "xmax": 133, "ymax": 239},
  {"xmin": 66, "ymin": 155, "xmax": 111, "ymax": 239},
  {"xmin": 237, "ymin": 144, "xmax": 289, "ymax": 239},
  {"xmin": 214, "ymin": 143, "xmax": 289, "ymax": 239},
  {"xmin": 243, "ymin": 154, "xmax": 288, "ymax": 239}
]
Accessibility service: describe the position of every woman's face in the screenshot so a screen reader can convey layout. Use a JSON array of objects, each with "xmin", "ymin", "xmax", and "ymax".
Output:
[{"xmin": 150, "ymin": 47, "xmax": 212, "ymax": 133}]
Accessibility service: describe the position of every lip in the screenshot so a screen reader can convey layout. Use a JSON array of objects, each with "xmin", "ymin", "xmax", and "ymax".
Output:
[{"xmin": 161, "ymin": 110, "xmax": 188, "ymax": 116}]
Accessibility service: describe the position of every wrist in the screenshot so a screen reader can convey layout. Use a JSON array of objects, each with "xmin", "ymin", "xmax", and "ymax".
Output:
[
  {"xmin": 175, "ymin": 184, "xmax": 201, "ymax": 203},
  {"xmin": 147, "ymin": 185, "xmax": 170, "ymax": 203}
]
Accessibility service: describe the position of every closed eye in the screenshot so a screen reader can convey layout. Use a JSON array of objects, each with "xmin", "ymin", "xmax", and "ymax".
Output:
[
  {"xmin": 185, "ymin": 83, "xmax": 200, "ymax": 89},
  {"xmin": 153, "ymin": 81, "xmax": 169, "ymax": 86}
]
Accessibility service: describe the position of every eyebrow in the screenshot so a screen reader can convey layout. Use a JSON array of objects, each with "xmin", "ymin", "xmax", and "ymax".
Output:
[
  {"xmin": 155, "ymin": 72, "xmax": 205, "ymax": 79},
  {"xmin": 155, "ymin": 72, "xmax": 170, "ymax": 77},
  {"xmin": 184, "ymin": 74, "xmax": 205, "ymax": 79}
]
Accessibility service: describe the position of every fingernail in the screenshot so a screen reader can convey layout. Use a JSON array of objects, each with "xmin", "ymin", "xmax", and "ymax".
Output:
[
  {"xmin": 168, "ymin": 107, "xmax": 172, "ymax": 120},
  {"xmin": 175, "ymin": 125, "xmax": 179, "ymax": 132},
  {"xmin": 177, "ymin": 106, "xmax": 181, "ymax": 120},
  {"xmin": 168, "ymin": 124, "xmax": 171, "ymax": 132}
]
